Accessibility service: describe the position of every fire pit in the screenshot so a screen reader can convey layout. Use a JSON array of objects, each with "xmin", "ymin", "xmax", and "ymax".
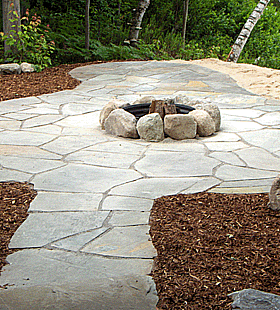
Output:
[{"xmin": 99, "ymin": 96, "xmax": 220, "ymax": 142}]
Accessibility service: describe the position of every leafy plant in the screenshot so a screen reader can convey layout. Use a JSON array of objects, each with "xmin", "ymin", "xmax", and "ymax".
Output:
[{"xmin": 0, "ymin": 7, "xmax": 55, "ymax": 71}]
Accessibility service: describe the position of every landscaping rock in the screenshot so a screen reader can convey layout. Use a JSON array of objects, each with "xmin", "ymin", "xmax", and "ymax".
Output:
[
  {"xmin": 228, "ymin": 288, "xmax": 280, "ymax": 309},
  {"xmin": 133, "ymin": 96, "xmax": 155, "ymax": 105},
  {"xmin": 99, "ymin": 99, "xmax": 128, "ymax": 129},
  {"xmin": 164, "ymin": 114, "xmax": 197, "ymax": 140},
  {"xmin": 189, "ymin": 110, "xmax": 215, "ymax": 137},
  {"xmin": 137, "ymin": 113, "xmax": 164, "ymax": 142},
  {"xmin": 194, "ymin": 102, "xmax": 221, "ymax": 131},
  {"xmin": 20, "ymin": 62, "xmax": 35, "ymax": 73},
  {"xmin": 268, "ymin": 174, "xmax": 280, "ymax": 210},
  {"xmin": 0, "ymin": 63, "xmax": 21, "ymax": 75},
  {"xmin": 104, "ymin": 108, "xmax": 138, "ymax": 138}
]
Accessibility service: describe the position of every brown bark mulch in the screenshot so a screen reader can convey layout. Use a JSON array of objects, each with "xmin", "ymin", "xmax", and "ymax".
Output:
[
  {"xmin": 0, "ymin": 182, "xmax": 37, "ymax": 278},
  {"xmin": 149, "ymin": 192, "xmax": 280, "ymax": 309}
]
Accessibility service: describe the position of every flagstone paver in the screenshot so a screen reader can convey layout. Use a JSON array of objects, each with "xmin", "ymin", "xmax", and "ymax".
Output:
[{"xmin": 0, "ymin": 60, "xmax": 280, "ymax": 309}]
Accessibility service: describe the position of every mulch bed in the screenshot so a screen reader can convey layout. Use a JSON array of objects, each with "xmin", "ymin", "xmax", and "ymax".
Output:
[
  {"xmin": 0, "ymin": 182, "xmax": 37, "ymax": 277},
  {"xmin": 149, "ymin": 192, "xmax": 280, "ymax": 309}
]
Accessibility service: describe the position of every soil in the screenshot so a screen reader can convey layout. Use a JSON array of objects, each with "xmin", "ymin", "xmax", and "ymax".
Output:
[
  {"xmin": 1, "ymin": 60, "xmax": 279, "ymax": 308},
  {"xmin": 150, "ymin": 192, "xmax": 280, "ymax": 309}
]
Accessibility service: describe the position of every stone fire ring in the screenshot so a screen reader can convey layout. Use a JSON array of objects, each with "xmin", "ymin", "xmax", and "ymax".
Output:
[{"xmin": 99, "ymin": 96, "xmax": 221, "ymax": 142}]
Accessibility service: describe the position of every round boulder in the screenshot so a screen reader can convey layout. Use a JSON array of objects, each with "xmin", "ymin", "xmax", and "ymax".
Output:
[
  {"xmin": 164, "ymin": 114, "xmax": 197, "ymax": 140},
  {"xmin": 194, "ymin": 102, "xmax": 221, "ymax": 131},
  {"xmin": 189, "ymin": 110, "xmax": 215, "ymax": 137},
  {"xmin": 137, "ymin": 113, "xmax": 164, "ymax": 142},
  {"xmin": 104, "ymin": 109, "xmax": 138, "ymax": 138},
  {"xmin": 99, "ymin": 99, "xmax": 128, "ymax": 129}
]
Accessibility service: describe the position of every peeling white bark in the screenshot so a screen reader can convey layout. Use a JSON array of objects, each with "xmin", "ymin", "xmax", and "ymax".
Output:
[{"xmin": 227, "ymin": 0, "xmax": 270, "ymax": 63}]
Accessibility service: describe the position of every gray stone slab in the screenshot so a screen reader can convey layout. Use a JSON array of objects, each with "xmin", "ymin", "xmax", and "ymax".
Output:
[
  {"xmin": 65, "ymin": 150, "xmax": 140, "ymax": 168},
  {"xmin": 215, "ymin": 165, "xmax": 278, "ymax": 181},
  {"xmin": 0, "ymin": 276, "xmax": 157, "ymax": 310},
  {"xmin": 239, "ymin": 129, "xmax": 280, "ymax": 152},
  {"xmin": 255, "ymin": 105, "xmax": 280, "ymax": 112},
  {"xmin": 204, "ymin": 141, "xmax": 249, "ymax": 152},
  {"xmin": 221, "ymin": 120, "xmax": 264, "ymax": 132},
  {"xmin": 55, "ymin": 111, "xmax": 100, "ymax": 128},
  {"xmin": 21, "ymin": 106, "xmax": 59, "ymax": 114},
  {"xmin": 235, "ymin": 147, "xmax": 280, "ymax": 171},
  {"xmin": 81, "ymin": 225, "xmax": 156, "ymax": 258},
  {"xmin": 109, "ymin": 211, "xmax": 150, "ymax": 226},
  {"xmin": 0, "ymin": 131, "xmax": 55, "ymax": 146},
  {"xmin": 0, "ymin": 168, "xmax": 31, "ymax": 182},
  {"xmin": 254, "ymin": 111, "xmax": 280, "ymax": 126},
  {"xmin": 86, "ymin": 140, "xmax": 148, "ymax": 155},
  {"xmin": 102, "ymin": 196, "xmax": 153, "ymax": 211},
  {"xmin": 41, "ymin": 135, "xmax": 107, "ymax": 155},
  {"xmin": 180, "ymin": 177, "xmax": 221, "ymax": 194},
  {"xmin": 22, "ymin": 115, "xmax": 64, "ymax": 128},
  {"xmin": 33, "ymin": 163, "xmax": 141, "ymax": 193},
  {"xmin": 30, "ymin": 192, "xmax": 103, "ymax": 211},
  {"xmin": 61, "ymin": 103, "xmax": 101, "ymax": 115},
  {"xmin": 0, "ymin": 119, "xmax": 21, "ymax": 130},
  {"xmin": 22, "ymin": 124, "xmax": 62, "ymax": 135},
  {"xmin": 2, "ymin": 112, "xmax": 36, "ymax": 120},
  {"xmin": 229, "ymin": 288, "xmax": 280, "ymax": 310},
  {"xmin": 0, "ymin": 155, "xmax": 65, "ymax": 174},
  {"xmin": 135, "ymin": 150, "xmax": 219, "ymax": 177},
  {"xmin": 198, "ymin": 132, "xmax": 240, "ymax": 142},
  {"xmin": 213, "ymin": 178, "xmax": 274, "ymax": 188},
  {"xmin": 39, "ymin": 93, "xmax": 93, "ymax": 105},
  {"xmin": 210, "ymin": 186, "xmax": 271, "ymax": 194},
  {"xmin": 0, "ymin": 248, "xmax": 154, "ymax": 288},
  {"xmin": 148, "ymin": 140, "xmax": 206, "ymax": 153},
  {"xmin": 209, "ymin": 151, "xmax": 246, "ymax": 166},
  {"xmin": 51, "ymin": 227, "xmax": 109, "ymax": 251},
  {"xmin": 109, "ymin": 177, "xmax": 203, "ymax": 199},
  {"xmin": 9, "ymin": 211, "xmax": 109, "ymax": 248},
  {"xmin": 221, "ymin": 108, "xmax": 265, "ymax": 118},
  {"xmin": 0, "ymin": 145, "xmax": 61, "ymax": 160}
]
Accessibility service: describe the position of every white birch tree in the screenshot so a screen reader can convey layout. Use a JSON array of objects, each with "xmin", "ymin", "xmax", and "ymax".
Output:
[
  {"xmin": 85, "ymin": 0, "xmax": 90, "ymax": 49},
  {"xmin": 128, "ymin": 0, "xmax": 150, "ymax": 47},
  {"xmin": 182, "ymin": 0, "xmax": 190, "ymax": 43},
  {"xmin": 227, "ymin": 0, "xmax": 270, "ymax": 62}
]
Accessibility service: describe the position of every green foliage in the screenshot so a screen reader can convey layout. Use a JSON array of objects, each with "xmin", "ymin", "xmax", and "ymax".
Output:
[{"xmin": 1, "ymin": 9, "xmax": 55, "ymax": 71}]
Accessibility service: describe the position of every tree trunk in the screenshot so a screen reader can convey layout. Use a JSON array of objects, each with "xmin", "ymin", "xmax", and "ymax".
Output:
[
  {"xmin": 85, "ymin": 0, "xmax": 90, "ymax": 49},
  {"xmin": 128, "ymin": 0, "xmax": 150, "ymax": 47},
  {"xmin": 2, "ymin": 0, "xmax": 21, "ymax": 54},
  {"xmin": 227, "ymin": 0, "xmax": 270, "ymax": 63},
  {"xmin": 182, "ymin": 0, "xmax": 190, "ymax": 43}
]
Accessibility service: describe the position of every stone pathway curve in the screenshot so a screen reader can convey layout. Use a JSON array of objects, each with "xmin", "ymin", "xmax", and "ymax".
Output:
[{"xmin": 0, "ymin": 60, "xmax": 279, "ymax": 309}]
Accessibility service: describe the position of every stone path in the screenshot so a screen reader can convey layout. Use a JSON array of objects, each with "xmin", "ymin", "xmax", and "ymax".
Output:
[{"xmin": 0, "ymin": 60, "xmax": 280, "ymax": 309}]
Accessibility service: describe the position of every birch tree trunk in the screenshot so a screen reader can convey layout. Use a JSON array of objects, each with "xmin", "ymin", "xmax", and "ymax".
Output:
[
  {"xmin": 182, "ymin": 0, "xmax": 190, "ymax": 43},
  {"xmin": 85, "ymin": 0, "xmax": 90, "ymax": 50},
  {"xmin": 2, "ymin": 0, "xmax": 21, "ymax": 54},
  {"xmin": 128, "ymin": 0, "xmax": 150, "ymax": 47},
  {"xmin": 227, "ymin": 0, "xmax": 270, "ymax": 62}
]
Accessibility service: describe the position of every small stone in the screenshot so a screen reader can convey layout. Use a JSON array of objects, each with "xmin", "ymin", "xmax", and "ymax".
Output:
[
  {"xmin": 164, "ymin": 114, "xmax": 197, "ymax": 140},
  {"xmin": 104, "ymin": 109, "xmax": 138, "ymax": 138},
  {"xmin": 229, "ymin": 288, "xmax": 280, "ymax": 309},
  {"xmin": 20, "ymin": 62, "xmax": 35, "ymax": 73},
  {"xmin": 99, "ymin": 99, "xmax": 128, "ymax": 129},
  {"xmin": 189, "ymin": 110, "xmax": 215, "ymax": 137},
  {"xmin": 137, "ymin": 113, "xmax": 164, "ymax": 142},
  {"xmin": 268, "ymin": 174, "xmax": 280, "ymax": 210},
  {"xmin": 194, "ymin": 102, "xmax": 221, "ymax": 131},
  {"xmin": 0, "ymin": 63, "xmax": 21, "ymax": 75}
]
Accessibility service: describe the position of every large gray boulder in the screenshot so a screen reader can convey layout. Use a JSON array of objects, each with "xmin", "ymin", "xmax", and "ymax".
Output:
[
  {"xmin": 189, "ymin": 110, "xmax": 215, "ymax": 137},
  {"xmin": 137, "ymin": 113, "xmax": 164, "ymax": 142},
  {"xmin": 193, "ymin": 102, "xmax": 221, "ymax": 132},
  {"xmin": 229, "ymin": 289, "xmax": 280, "ymax": 309},
  {"xmin": 99, "ymin": 99, "xmax": 128, "ymax": 129},
  {"xmin": 164, "ymin": 114, "xmax": 197, "ymax": 140},
  {"xmin": 0, "ymin": 63, "xmax": 21, "ymax": 74},
  {"xmin": 268, "ymin": 174, "xmax": 280, "ymax": 210},
  {"xmin": 104, "ymin": 109, "xmax": 138, "ymax": 138}
]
